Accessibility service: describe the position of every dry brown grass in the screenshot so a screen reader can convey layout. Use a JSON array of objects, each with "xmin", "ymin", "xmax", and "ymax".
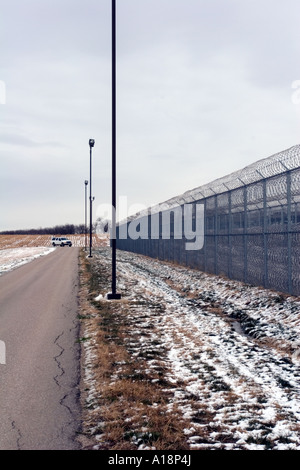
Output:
[
  {"xmin": 0, "ymin": 234, "xmax": 108, "ymax": 249},
  {"xmin": 77, "ymin": 249, "xmax": 191, "ymax": 450}
]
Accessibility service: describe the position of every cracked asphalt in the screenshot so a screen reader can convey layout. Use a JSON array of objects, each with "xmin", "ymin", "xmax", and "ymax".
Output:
[{"xmin": 0, "ymin": 248, "xmax": 81, "ymax": 450}]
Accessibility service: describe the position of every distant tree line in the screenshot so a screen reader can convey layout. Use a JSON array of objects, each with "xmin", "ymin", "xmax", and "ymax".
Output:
[
  {"xmin": 0, "ymin": 218, "xmax": 110, "ymax": 236},
  {"xmin": 1, "ymin": 224, "xmax": 86, "ymax": 236}
]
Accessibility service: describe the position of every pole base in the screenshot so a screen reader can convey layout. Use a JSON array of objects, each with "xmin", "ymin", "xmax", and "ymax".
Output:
[{"xmin": 107, "ymin": 293, "xmax": 122, "ymax": 300}]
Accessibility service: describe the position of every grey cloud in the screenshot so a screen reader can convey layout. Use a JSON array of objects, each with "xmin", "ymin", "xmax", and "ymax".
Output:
[
  {"xmin": 1, "ymin": 0, "xmax": 299, "ymax": 231},
  {"xmin": 0, "ymin": 133, "xmax": 66, "ymax": 148}
]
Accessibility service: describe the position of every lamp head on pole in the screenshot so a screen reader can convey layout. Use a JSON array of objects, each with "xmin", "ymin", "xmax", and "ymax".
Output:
[
  {"xmin": 89, "ymin": 139, "xmax": 95, "ymax": 148},
  {"xmin": 85, "ymin": 180, "xmax": 88, "ymax": 186}
]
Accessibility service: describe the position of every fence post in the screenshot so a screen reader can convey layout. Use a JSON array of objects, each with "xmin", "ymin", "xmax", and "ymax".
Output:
[
  {"xmin": 204, "ymin": 198, "xmax": 207, "ymax": 272},
  {"xmin": 287, "ymin": 171, "xmax": 292, "ymax": 294},
  {"xmin": 243, "ymin": 186, "xmax": 248, "ymax": 283},
  {"xmin": 214, "ymin": 195, "xmax": 218, "ymax": 274},
  {"xmin": 263, "ymin": 178, "xmax": 268, "ymax": 289},
  {"xmin": 228, "ymin": 190, "xmax": 232, "ymax": 279}
]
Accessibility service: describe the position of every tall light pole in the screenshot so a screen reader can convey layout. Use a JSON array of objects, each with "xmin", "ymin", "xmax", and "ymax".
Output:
[
  {"xmin": 84, "ymin": 180, "xmax": 88, "ymax": 251},
  {"xmin": 107, "ymin": 0, "xmax": 121, "ymax": 299},
  {"xmin": 89, "ymin": 139, "xmax": 95, "ymax": 258}
]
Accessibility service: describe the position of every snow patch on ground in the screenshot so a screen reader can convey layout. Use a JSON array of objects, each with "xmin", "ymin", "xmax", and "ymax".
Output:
[
  {"xmin": 87, "ymin": 248, "xmax": 300, "ymax": 450},
  {"xmin": 0, "ymin": 247, "xmax": 56, "ymax": 275}
]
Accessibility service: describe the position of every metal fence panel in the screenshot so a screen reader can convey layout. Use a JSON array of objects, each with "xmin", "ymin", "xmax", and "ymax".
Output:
[{"xmin": 116, "ymin": 145, "xmax": 300, "ymax": 296}]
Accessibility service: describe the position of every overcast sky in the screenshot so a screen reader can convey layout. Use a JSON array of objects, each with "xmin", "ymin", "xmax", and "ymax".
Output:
[{"xmin": 1, "ymin": 0, "xmax": 300, "ymax": 231}]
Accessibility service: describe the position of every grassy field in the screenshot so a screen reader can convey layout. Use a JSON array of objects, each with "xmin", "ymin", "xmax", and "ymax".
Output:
[{"xmin": 0, "ymin": 234, "xmax": 109, "ymax": 249}]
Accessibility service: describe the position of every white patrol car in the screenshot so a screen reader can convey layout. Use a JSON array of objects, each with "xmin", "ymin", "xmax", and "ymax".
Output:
[{"xmin": 52, "ymin": 237, "xmax": 72, "ymax": 247}]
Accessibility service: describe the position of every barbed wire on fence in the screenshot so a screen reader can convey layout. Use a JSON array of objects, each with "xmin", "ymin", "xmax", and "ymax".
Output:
[{"xmin": 116, "ymin": 145, "xmax": 300, "ymax": 297}]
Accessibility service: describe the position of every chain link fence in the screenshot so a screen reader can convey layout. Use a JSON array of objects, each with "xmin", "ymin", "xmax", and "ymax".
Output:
[{"xmin": 116, "ymin": 145, "xmax": 300, "ymax": 297}]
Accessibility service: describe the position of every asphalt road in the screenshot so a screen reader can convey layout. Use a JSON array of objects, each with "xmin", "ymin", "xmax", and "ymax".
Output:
[{"xmin": 0, "ymin": 247, "xmax": 81, "ymax": 450}]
